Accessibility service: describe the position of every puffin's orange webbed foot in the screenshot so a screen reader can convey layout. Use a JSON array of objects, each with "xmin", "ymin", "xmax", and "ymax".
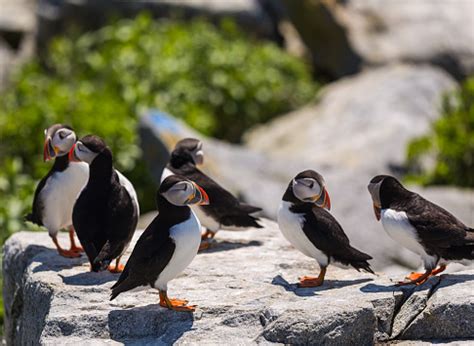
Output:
[
  {"xmin": 201, "ymin": 229, "xmax": 215, "ymax": 241},
  {"xmin": 108, "ymin": 263, "xmax": 125, "ymax": 273},
  {"xmin": 168, "ymin": 298, "xmax": 189, "ymax": 306},
  {"xmin": 159, "ymin": 291, "xmax": 195, "ymax": 312},
  {"xmin": 198, "ymin": 241, "xmax": 211, "ymax": 251},
  {"xmin": 58, "ymin": 248, "xmax": 82, "ymax": 258},
  {"xmin": 298, "ymin": 276, "xmax": 324, "ymax": 287},
  {"xmin": 405, "ymin": 272, "xmax": 425, "ymax": 281},
  {"xmin": 70, "ymin": 245, "xmax": 84, "ymax": 253}
]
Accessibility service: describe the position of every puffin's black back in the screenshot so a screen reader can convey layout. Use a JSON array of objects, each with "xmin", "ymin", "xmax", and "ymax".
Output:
[
  {"xmin": 72, "ymin": 136, "xmax": 137, "ymax": 271},
  {"xmin": 374, "ymin": 176, "xmax": 474, "ymax": 260},
  {"xmin": 283, "ymin": 181, "xmax": 374, "ymax": 273},
  {"xmin": 168, "ymin": 162, "xmax": 262, "ymax": 228},
  {"xmin": 111, "ymin": 180, "xmax": 191, "ymax": 299}
]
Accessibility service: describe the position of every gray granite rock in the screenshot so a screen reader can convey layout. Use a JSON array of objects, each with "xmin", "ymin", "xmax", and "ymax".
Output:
[
  {"xmin": 281, "ymin": 0, "xmax": 474, "ymax": 79},
  {"xmin": 0, "ymin": 0, "xmax": 36, "ymax": 90},
  {"xmin": 3, "ymin": 221, "xmax": 474, "ymax": 344}
]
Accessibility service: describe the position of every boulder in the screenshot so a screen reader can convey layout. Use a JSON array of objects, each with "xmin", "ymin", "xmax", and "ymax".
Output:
[
  {"xmin": 245, "ymin": 64, "xmax": 456, "ymax": 171},
  {"xmin": 0, "ymin": 0, "xmax": 36, "ymax": 90},
  {"xmin": 3, "ymin": 222, "xmax": 474, "ymax": 344},
  {"xmin": 281, "ymin": 0, "xmax": 474, "ymax": 79},
  {"xmin": 36, "ymin": 0, "xmax": 277, "ymax": 55},
  {"xmin": 246, "ymin": 64, "xmax": 474, "ymax": 269}
]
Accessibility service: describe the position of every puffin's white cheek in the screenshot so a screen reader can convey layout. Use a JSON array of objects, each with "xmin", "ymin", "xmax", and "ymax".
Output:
[
  {"xmin": 54, "ymin": 137, "xmax": 75, "ymax": 154},
  {"xmin": 293, "ymin": 183, "xmax": 313, "ymax": 201},
  {"xmin": 76, "ymin": 150, "xmax": 96, "ymax": 164},
  {"xmin": 194, "ymin": 151, "xmax": 204, "ymax": 165}
]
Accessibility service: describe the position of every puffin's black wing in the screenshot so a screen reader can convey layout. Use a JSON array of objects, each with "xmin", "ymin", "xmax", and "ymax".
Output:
[
  {"xmin": 25, "ymin": 175, "xmax": 50, "ymax": 225},
  {"xmin": 173, "ymin": 165, "xmax": 262, "ymax": 228},
  {"xmin": 110, "ymin": 217, "xmax": 175, "ymax": 300},
  {"xmin": 402, "ymin": 194, "xmax": 474, "ymax": 258},
  {"xmin": 94, "ymin": 177, "xmax": 138, "ymax": 271},
  {"xmin": 302, "ymin": 207, "xmax": 374, "ymax": 273}
]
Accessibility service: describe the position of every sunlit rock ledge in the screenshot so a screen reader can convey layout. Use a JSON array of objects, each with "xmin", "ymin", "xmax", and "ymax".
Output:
[{"xmin": 3, "ymin": 219, "xmax": 474, "ymax": 345}]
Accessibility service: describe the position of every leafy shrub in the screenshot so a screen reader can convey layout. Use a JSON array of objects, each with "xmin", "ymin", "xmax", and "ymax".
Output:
[
  {"xmin": 406, "ymin": 77, "xmax": 474, "ymax": 187},
  {"xmin": 0, "ymin": 14, "xmax": 318, "ymax": 243}
]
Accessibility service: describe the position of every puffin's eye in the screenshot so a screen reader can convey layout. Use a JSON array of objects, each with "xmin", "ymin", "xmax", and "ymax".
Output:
[
  {"xmin": 58, "ymin": 132, "xmax": 66, "ymax": 139},
  {"xmin": 309, "ymin": 182, "xmax": 314, "ymax": 189}
]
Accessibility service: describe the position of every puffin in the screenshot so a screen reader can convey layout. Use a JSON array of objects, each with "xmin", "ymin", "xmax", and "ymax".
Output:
[
  {"xmin": 110, "ymin": 174, "xmax": 209, "ymax": 312},
  {"xmin": 70, "ymin": 135, "xmax": 139, "ymax": 272},
  {"xmin": 368, "ymin": 175, "xmax": 474, "ymax": 285},
  {"xmin": 278, "ymin": 170, "xmax": 374, "ymax": 287},
  {"xmin": 162, "ymin": 138, "xmax": 262, "ymax": 248},
  {"xmin": 26, "ymin": 124, "xmax": 88, "ymax": 258}
]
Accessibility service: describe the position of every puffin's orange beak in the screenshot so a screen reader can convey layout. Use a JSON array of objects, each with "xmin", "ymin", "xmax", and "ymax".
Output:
[
  {"xmin": 323, "ymin": 189, "xmax": 331, "ymax": 210},
  {"xmin": 197, "ymin": 185, "xmax": 210, "ymax": 206},
  {"xmin": 373, "ymin": 203, "xmax": 381, "ymax": 221},
  {"xmin": 68, "ymin": 143, "xmax": 78, "ymax": 162},
  {"xmin": 315, "ymin": 188, "xmax": 331, "ymax": 210},
  {"xmin": 43, "ymin": 137, "xmax": 55, "ymax": 161}
]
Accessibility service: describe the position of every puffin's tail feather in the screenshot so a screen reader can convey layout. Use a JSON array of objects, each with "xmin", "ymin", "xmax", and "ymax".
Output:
[
  {"xmin": 444, "ymin": 244, "xmax": 474, "ymax": 260},
  {"xmin": 24, "ymin": 213, "xmax": 41, "ymax": 226},
  {"xmin": 110, "ymin": 279, "xmax": 139, "ymax": 301},
  {"xmin": 221, "ymin": 214, "xmax": 263, "ymax": 229},
  {"xmin": 351, "ymin": 260, "xmax": 375, "ymax": 275},
  {"xmin": 238, "ymin": 203, "xmax": 262, "ymax": 214}
]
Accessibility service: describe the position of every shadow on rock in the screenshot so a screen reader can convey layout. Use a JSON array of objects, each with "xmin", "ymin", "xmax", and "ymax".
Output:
[
  {"xmin": 59, "ymin": 271, "xmax": 119, "ymax": 286},
  {"xmin": 108, "ymin": 304, "xmax": 194, "ymax": 343},
  {"xmin": 30, "ymin": 245, "xmax": 87, "ymax": 273},
  {"xmin": 199, "ymin": 240, "xmax": 262, "ymax": 254},
  {"xmin": 360, "ymin": 273, "xmax": 474, "ymax": 293},
  {"xmin": 272, "ymin": 275, "xmax": 373, "ymax": 297}
]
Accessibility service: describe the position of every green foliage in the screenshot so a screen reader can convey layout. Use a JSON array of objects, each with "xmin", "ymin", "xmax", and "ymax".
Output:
[
  {"xmin": 406, "ymin": 77, "xmax": 474, "ymax": 187},
  {"xmin": 0, "ymin": 14, "xmax": 318, "ymax": 244},
  {"xmin": 47, "ymin": 15, "xmax": 317, "ymax": 142}
]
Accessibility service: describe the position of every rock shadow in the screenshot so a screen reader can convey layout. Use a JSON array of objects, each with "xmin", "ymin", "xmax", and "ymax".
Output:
[
  {"xmin": 272, "ymin": 274, "xmax": 373, "ymax": 297},
  {"xmin": 29, "ymin": 245, "xmax": 87, "ymax": 273},
  {"xmin": 60, "ymin": 271, "xmax": 119, "ymax": 286},
  {"xmin": 199, "ymin": 240, "xmax": 263, "ymax": 254},
  {"xmin": 108, "ymin": 304, "xmax": 194, "ymax": 343},
  {"xmin": 359, "ymin": 273, "xmax": 474, "ymax": 293}
]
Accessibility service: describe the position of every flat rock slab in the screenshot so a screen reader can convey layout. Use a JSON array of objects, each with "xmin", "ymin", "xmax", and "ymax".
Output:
[{"xmin": 3, "ymin": 220, "xmax": 474, "ymax": 344}]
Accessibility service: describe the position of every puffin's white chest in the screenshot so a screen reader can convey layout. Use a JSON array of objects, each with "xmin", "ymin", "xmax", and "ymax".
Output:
[
  {"xmin": 381, "ymin": 209, "xmax": 429, "ymax": 257},
  {"xmin": 277, "ymin": 201, "xmax": 328, "ymax": 266},
  {"xmin": 41, "ymin": 162, "xmax": 89, "ymax": 234},
  {"xmin": 116, "ymin": 170, "xmax": 140, "ymax": 216},
  {"xmin": 192, "ymin": 205, "xmax": 221, "ymax": 232},
  {"xmin": 154, "ymin": 210, "xmax": 202, "ymax": 290}
]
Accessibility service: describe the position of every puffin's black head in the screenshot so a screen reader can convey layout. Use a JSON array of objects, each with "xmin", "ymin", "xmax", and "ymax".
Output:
[
  {"xmin": 159, "ymin": 175, "xmax": 209, "ymax": 206},
  {"xmin": 367, "ymin": 175, "xmax": 408, "ymax": 220},
  {"xmin": 43, "ymin": 124, "xmax": 76, "ymax": 161},
  {"xmin": 287, "ymin": 169, "xmax": 331, "ymax": 210},
  {"xmin": 170, "ymin": 138, "xmax": 204, "ymax": 166},
  {"xmin": 69, "ymin": 135, "xmax": 110, "ymax": 164}
]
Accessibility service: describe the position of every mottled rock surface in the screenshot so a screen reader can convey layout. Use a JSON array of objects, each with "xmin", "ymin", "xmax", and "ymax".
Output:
[{"xmin": 3, "ymin": 220, "xmax": 474, "ymax": 344}]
